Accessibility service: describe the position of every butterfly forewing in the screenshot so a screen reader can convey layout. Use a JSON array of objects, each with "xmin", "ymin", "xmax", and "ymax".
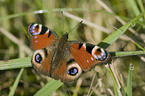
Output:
[
  {"xmin": 70, "ymin": 42, "xmax": 110, "ymax": 71},
  {"xmin": 28, "ymin": 23, "xmax": 59, "ymax": 50}
]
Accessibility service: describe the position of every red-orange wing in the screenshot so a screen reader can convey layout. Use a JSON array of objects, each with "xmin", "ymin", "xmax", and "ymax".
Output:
[
  {"xmin": 28, "ymin": 23, "xmax": 59, "ymax": 50},
  {"xmin": 70, "ymin": 42, "xmax": 110, "ymax": 71}
]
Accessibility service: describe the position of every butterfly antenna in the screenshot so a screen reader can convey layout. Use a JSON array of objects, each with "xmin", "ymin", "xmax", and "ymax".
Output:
[
  {"xmin": 61, "ymin": 11, "xmax": 65, "ymax": 33},
  {"xmin": 68, "ymin": 20, "xmax": 83, "ymax": 34}
]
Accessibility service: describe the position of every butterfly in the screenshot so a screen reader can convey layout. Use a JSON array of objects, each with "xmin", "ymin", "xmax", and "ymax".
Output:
[{"xmin": 28, "ymin": 23, "xmax": 111, "ymax": 83}]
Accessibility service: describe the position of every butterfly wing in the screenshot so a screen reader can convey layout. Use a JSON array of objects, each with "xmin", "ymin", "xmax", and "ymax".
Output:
[
  {"xmin": 69, "ymin": 41, "xmax": 111, "ymax": 71},
  {"xmin": 28, "ymin": 23, "xmax": 59, "ymax": 50},
  {"xmin": 31, "ymin": 44, "xmax": 58, "ymax": 76},
  {"xmin": 31, "ymin": 49, "xmax": 50, "ymax": 76},
  {"xmin": 28, "ymin": 23, "xmax": 59, "ymax": 76}
]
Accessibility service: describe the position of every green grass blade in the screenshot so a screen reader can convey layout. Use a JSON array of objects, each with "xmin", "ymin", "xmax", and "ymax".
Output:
[
  {"xmin": 98, "ymin": 13, "xmax": 143, "ymax": 49},
  {"xmin": 107, "ymin": 65, "xmax": 118, "ymax": 88},
  {"xmin": 107, "ymin": 65, "xmax": 121, "ymax": 96},
  {"xmin": 137, "ymin": 0, "xmax": 145, "ymax": 20},
  {"xmin": 110, "ymin": 51, "xmax": 145, "ymax": 57},
  {"xmin": 120, "ymin": 85, "xmax": 126, "ymax": 96},
  {"xmin": 113, "ymin": 82, "xmax": 119, "ymax": 96},
  {"xmin": 8, "ymin": 68, "xmax": 24, "ymax": 96},
  {"xmin": 34, "ymin": 79, "xmax": 63, "ymax": 96},
  {"xmin": 128, "ymin": 0, "xmax": 140, "ymax": 16},
  {"xmin": 131, "ymin": 39, "xmax": 145, "ymax": 51},
  {"xmin": 0, "ymin": 57, "xmax": 31, "ymax": 70},
  {"xmin": 126, "ymin": 63, "xmax": 133, "ymax": 96},
  {"xmin": 137, "ymin": 0, "xmax": 145, "ymax": 13}
]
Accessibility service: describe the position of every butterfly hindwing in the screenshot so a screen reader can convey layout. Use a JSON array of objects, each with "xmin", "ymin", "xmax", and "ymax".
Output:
[
  {"xmin": 31, "ymin": 49, "xmax": 50, "ymax": 76},
  {"xmin": 31, "ymin": 46, "xmax": 56, "ymax": 76}
]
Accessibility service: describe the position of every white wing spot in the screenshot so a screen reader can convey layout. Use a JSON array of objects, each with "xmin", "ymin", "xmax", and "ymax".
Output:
[
  {"xmin": 91, "ymin": 57, "xmax": 94, "ymax": 61},
  {"xmin": 34, "ymin": 36, "xmax": 38, "ymax": 38}
]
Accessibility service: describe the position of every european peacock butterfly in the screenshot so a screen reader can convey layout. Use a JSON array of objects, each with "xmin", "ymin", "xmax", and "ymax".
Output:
[{"xmin": 28, "ymin": 23, "xmax": 111, "ymax": 83}]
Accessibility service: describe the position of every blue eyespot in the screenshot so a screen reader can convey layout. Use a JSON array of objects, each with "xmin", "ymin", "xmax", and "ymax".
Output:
[
  {"xmin": 29, "ymin": 23, "xmax": 35, "ymax": 34},
  {"xmin": 68, "ymin": 67, "xmax": 78, "ymax": 76},
  {"xmin": 35, "ymin": 53, "xmax": 42, "ymax": 63},
  {"xmin": 28, "ymin": 23, "xmax": 40, "ymax": 35}
]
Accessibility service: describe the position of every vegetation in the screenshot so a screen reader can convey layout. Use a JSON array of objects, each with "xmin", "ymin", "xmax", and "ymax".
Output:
[{"xmin": 0, "ymin": 0, "xmax": 145, "ymax": 95}]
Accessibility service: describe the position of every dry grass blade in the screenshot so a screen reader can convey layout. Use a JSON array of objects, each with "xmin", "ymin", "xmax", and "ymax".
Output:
[
  {"xmin": 96, "ymin": 0, "xmax": 137, "ymax": 36},
  {"xmin": 63, "ymin": 11, "xmax": 111, "ymax": 33},
  {"xmin": 0, "ymin": 27, "xmax": 32, "ymax": 55}
]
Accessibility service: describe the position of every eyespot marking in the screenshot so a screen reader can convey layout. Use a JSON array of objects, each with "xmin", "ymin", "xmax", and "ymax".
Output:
[
  {"xmin": 28, "ymin": 23, "xmax": 42, "ymax": 35},
  {"xmin": 32, "ymin": 49, "xmax": 46, "ymax": 65},
  {"xmin": 66, "ymin": 61, "xmax": 82, "ymax": 80},
  {"xmin": 92, "ymin": 46, "xmax": 107, "ymax": 61},
  {"xmin": 35, "ymin": 53, "xmax": 42, "ymax": 63},
  {"xmin": 68, "ymin": 67, "xmax": 78, "ymax": 76}
]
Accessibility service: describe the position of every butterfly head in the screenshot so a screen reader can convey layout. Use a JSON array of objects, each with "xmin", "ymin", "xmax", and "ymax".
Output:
[{"xmin": 60, "ymin": 32, "xmax": 69, "ymax": 41}]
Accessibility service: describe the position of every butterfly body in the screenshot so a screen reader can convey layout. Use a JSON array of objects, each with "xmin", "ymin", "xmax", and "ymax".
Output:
[{"xmin": 28, "ymin": 23, "xmax": 111, "ymax": 83}]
